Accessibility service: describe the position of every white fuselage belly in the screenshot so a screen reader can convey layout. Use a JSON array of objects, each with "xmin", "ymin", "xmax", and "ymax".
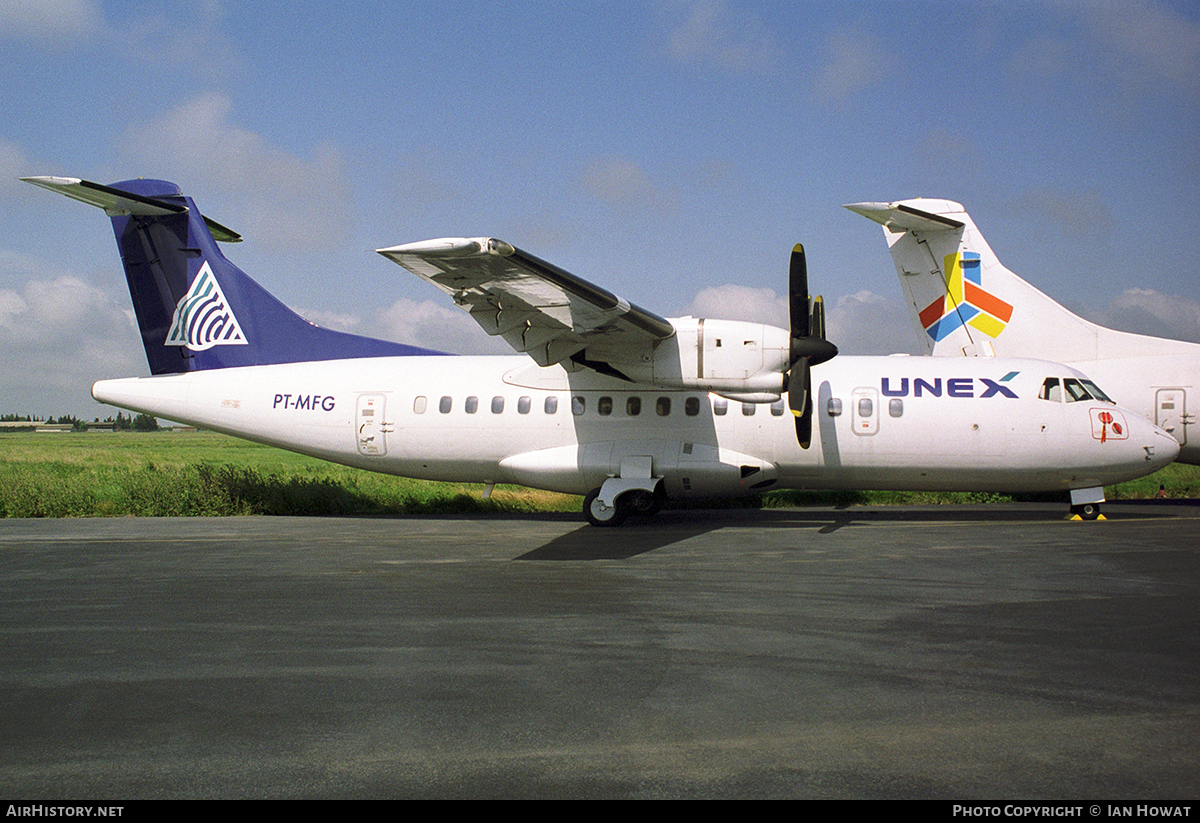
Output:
[{"xmin": 92, "ymin": 355, "xmax": 1176, "ymax": 498}]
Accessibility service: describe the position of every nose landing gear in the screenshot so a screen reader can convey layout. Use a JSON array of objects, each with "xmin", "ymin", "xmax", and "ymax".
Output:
[
  {"xmin": 1069, "ymin": 502, "xmax": 1105, "ymax": 521},
  {"xmin": 1068, "ymin": 486, "xmax": 1106, "ymax": 521}
]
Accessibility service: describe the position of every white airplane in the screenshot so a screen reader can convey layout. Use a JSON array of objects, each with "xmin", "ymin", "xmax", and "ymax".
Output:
[
  {"xmin": 23, "ymin": 176, "xmax": 1178, "ymax": 524},
  {"xmin": 847, "ymin": 199, "xmax": 1199, "ymax": 466}
]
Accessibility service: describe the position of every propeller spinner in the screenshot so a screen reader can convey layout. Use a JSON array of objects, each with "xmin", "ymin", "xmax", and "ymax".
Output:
[{"xmin": 786, "ymin": 244, "xmax": 838, "ymax": 448}]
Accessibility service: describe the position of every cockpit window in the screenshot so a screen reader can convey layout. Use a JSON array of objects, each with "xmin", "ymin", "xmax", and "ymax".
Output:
[
  {"xmin": 1063, "ymin": 378, "xmax": 1092, "ymax": 402},
  {"xmin": 1080, "ymin": 379, "xmax": 1114, "ymax": 403},
  {"xmin": 1041, "ymin": 376, "xmax": 1115, "ymax": 404},
  {"xmin": 1039, "ymin": 378, "xmax": 1062, "ymax": 402}
]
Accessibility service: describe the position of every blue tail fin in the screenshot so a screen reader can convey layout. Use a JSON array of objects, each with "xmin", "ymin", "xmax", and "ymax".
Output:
[{"xmin": 23, "ymin": 176, "xmax": 446, "ymax": 373}]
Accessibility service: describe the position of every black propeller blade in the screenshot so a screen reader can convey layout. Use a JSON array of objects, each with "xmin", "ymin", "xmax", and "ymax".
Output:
[{"xmin": 786, "ymin": 244, "xmax": 837, "ymax": 448}]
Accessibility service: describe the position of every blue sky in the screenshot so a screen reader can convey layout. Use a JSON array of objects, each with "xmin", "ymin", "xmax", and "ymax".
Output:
[{"xmin": 2, "ymin": 0, "xmax": 1198, "ymax": 417}]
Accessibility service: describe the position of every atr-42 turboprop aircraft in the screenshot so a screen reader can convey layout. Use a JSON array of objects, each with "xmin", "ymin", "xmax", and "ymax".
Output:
[
  {"xmin": 847, "ymin": 199, "xmax": 1199, "ymax": 466},
  {"xmin": 24, "ymin": 177, "xmax": 1178, "ymax": 524}
]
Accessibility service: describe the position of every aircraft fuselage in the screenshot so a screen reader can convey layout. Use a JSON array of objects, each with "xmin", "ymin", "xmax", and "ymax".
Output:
[{"xmin": 93, "ymin": 354, "xmax": 1178, "ymax": 500}]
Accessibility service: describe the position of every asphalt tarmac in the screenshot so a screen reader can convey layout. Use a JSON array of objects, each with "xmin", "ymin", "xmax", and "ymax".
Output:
[{"xmin": 1, "ymin": 502, "xmax": 1198, "ymax": 799}]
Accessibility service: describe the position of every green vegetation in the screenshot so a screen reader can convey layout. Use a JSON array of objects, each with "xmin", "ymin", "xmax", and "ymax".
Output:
[
  {"xmin": 0, "ymin": 430, "xmax": 578, "ymax": 517},
  {"xmin": 0, "ymin": 429, "xmax": 1195, "ymax": 518}
]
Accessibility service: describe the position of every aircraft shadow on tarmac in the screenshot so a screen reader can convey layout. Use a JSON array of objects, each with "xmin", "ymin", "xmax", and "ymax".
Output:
[{"xmin": 512, "ymin": 500, "xmax": 1195, "ymax": 561}]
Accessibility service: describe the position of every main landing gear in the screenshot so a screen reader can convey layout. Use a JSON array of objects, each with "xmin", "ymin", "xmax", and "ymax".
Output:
[{"xmin": 583, "ymin": 485, "xmax": 666, "ymax": 527}]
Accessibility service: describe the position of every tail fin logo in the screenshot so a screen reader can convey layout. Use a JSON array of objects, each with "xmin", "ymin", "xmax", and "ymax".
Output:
[
  {"xmin": 917, "ymin": 251, "xmax": 1014, "ymax": 342},
  {"xmin": 165, "ymin": 261, "xmax": 248, "ymax": 351}
]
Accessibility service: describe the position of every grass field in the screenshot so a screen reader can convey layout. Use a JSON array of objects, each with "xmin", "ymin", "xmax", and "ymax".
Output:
[
  {"xmin": 0, "ymin": 430, "xmax": 578, "ymax": 517},
  {"xmin": 1, "ymin": 430, "xmax": 1196, "ymax": 518}
]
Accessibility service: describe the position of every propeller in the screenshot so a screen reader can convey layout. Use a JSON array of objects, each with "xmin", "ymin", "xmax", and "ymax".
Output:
[{"xmin": 786, "ymin": 244, "xmax": 838, "ymax": 448}]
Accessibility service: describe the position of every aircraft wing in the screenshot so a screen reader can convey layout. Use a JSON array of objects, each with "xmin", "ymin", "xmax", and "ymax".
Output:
[{"xmin": 377, "ymin": 238, "xmax": 675, "ymax": 373}]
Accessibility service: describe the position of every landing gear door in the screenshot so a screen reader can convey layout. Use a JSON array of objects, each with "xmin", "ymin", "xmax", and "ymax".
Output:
[
  {"xmin": 356, "ymin": 394, "xmax": 388, "ymax": 456},
  {"xmin": 1155, "ymin": 388, "xmax": 1187, "ymax": 446}
]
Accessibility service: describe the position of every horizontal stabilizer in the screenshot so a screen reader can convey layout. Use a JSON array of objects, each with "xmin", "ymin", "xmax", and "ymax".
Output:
[
  {"xmin": 22, "ymin": 176, "xmax": 241, "ymax": 242},
  {"xmin": 844, "ymin": 200, "xmax": 965, "ymax": 233}
]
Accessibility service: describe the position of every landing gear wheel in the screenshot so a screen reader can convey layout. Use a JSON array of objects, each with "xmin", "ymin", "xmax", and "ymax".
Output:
[
  {"xmin": 1071, "ymin": 503, "xmax": 1101, "ymax": 520},
  {"xmin": 623, "ymin": 485, "xmax": 667, "ymax": 517},
  {"xmin": 584, "ymin": 488, "xmax": 628, "ymax": 527}
]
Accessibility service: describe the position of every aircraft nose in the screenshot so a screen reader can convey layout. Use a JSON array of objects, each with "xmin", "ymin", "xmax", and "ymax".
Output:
[
  {"xmin": 1125, "ymin": 410, "xmax": 1181, "ymax": 472},
  {"xmin": 1147, "ymin": 423, "xmax": 1181, "ymax": 469}
]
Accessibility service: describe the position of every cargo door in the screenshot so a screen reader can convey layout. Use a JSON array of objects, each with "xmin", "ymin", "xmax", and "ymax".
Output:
[{"xmin": 356, "ymin": 394, "xmax": 389, "ymax": 456}]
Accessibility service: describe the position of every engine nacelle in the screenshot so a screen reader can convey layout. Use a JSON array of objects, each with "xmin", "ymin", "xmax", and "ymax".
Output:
[{"xmin": 619, "ymin": 317, "xmax": 790, "ymax": 399}]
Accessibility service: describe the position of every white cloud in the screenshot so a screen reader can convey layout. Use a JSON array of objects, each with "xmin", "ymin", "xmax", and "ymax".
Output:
[
  {"xmin": 0, "ymin": 0, "xmax": 104, "ymax": 42},
  {"xmin": 1, "ymin": 1, "xmax": 240, "ymax": 80},
  {"xmin": 122, "ymin": 93, "xmax": 351, "ymax": 251},
  {"xmin": 582, "ymin": 157, "xmax": 678, "ymax": 213},
  {"xmin": 825, "ymin": 290, "xmax": 924, "ymax": 356},
  {"xmin": 0, "ymin": 139, "xmax": 33, "ymax": 197},
  {"xmin": 1010, "ymin": 188, "xmax": 1114, "ymax": 240},
  {"xmin": 117, "ymin": 1, "xmax": 241, "ymax": 82},
  {"xmin": 297, "ymin": 298, "xmax": 515, "ymax": 354},
  {"xmin": 680, "ymin": 284, "xmax": 922, "ymax": 356},
  {"xmin": 815, "ymin": 28, "xmax": 894, "ymax": 102},
  {"xmin": 291, "ymin": 307, "xmax": 364, "ymax": 335},
  {"xmin": 1071, "ymin": 0, "xmax": 1200, "ymax": 92},
  {"xmin": 1008, "ymin": 1, "xmax": 1200, "ymax": 95},
  {"xmin": 682, "ymin": 283, "xmax": 787, "ymax": 327},
  {"xmin": 662, "ymin": 0, "xmax": 781, "ymax": 73},
  {"xmin": 373, "ymin": 298, "xmax": 513, "ymax": 355},
  {"xmin": 1102, "ymin": 288, "xmax": 1200, "ymax": 342},
  {"xmin": 0, "ymin": 256, "xmax": 143, "ymax": 414}
]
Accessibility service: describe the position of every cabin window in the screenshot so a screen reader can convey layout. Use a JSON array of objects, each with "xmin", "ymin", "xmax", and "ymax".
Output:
[
  {"xmin": 889, "ymin": 398, "xmax": 904, "ymax": 417},
  {"xmin": 572, "ymin": 396, "xmax": 586, "ymax": 416},
  {"xmin": 491, "ymin": 396, "xmax": 504, "ymax": 414},
  {"xmin": 1040, "ymin": 378, "xmax": 1062, "ymax": 402},
  {"xmin": 713, "ymin": 397, "xmax": 728, "ymax": 416},
  {"xmin": 439, "ymin": 396, "xmax": 452, "ymax": 413},
  {"xmin": 858, "ymin": 397, "xmax": 873, "ymax": 418},
  {"xmin": 544, "ymin": 396, "xmax": 558, "ymax": 414},
  {"xmin": 656, "ymin": 397, "xmax": 671, "ymax": 416},
  {"xmin": 742, "ymin": 402, "xmax": 755, "ymax": 416},
  {"xmin": 598, "ymin": 396, "xmax": 613, "ymax": 416},
  {"xmin": 626, "ymin": 396, "xmax": 641, "ymax": 416},
  {"xmin": 518, "ymin": 396, "xmax": 531, "ymax": 414},
  {"xmin": 413, "ymin": 396, "xmax": 427, "ymax": 414},
  {"xmin": 465, "ymin": 396, "xmax": 478, "ymax": 414},
  {"xmin": 770, "ymin": 400, "xmax": 785, "ymax": 417},
  {"xmin": 685, "ymin": 397, "xmax": 700, "ymax": 416},
  {"xmin": 827, "ymin": 398, "xmax": 842, "ymax": 416}
]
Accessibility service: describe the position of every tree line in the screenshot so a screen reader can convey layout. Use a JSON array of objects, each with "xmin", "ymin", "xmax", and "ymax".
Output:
[{"xmin": 1, "ymin": 412, "xmax": 160, "ymax": 431}]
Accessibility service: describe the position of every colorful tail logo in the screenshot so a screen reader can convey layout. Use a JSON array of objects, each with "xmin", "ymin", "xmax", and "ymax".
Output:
[
  {"xmin": 165, "ymin": 261, "xmax": 248, "ymax": 351},
  {"xmin": 918, "ymin": 252, "xmax": 1013, "ymax": 342}
]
